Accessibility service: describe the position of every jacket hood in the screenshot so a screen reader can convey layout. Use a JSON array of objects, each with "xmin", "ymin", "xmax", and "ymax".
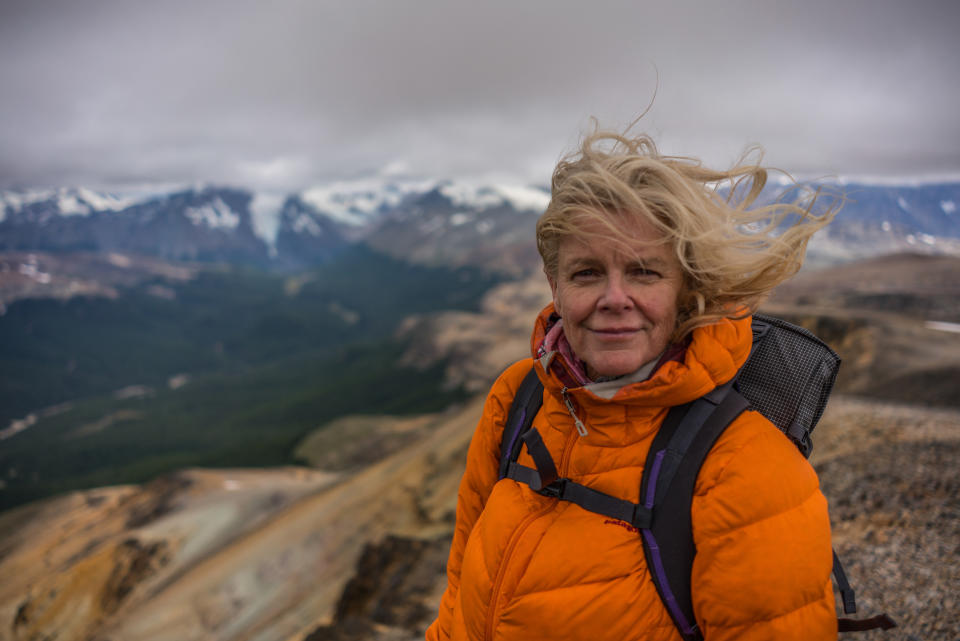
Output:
[{"xmin": 530, "ymin": 302, "xmax": 753, "ymax": 410}]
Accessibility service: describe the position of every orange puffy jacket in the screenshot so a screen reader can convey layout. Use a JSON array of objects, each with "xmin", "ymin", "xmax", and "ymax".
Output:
[{"xmin": 426, "ymin": 306, "xmax": 837, "ymax": 641}]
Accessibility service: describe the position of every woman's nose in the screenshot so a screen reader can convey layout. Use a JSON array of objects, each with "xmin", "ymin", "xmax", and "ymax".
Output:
[{"xmin": 598, "ymin": 274, "xmax": 632, "ymax": 309}]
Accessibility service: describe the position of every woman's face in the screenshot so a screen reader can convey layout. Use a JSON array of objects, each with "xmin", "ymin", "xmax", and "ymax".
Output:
[{"xmin": 547, "ymin": 215, "xmax": 684, "ymax": 380}]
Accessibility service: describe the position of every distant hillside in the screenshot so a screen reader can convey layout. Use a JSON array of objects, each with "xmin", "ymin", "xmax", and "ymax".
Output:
[{"xmin": 765, "ymin": 253, "xmax": 960, "ymax": 408}]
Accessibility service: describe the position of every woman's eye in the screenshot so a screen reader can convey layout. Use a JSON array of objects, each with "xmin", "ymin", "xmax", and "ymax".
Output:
[
  {"xmin": 631, "ymin": 267, "xmax": 660, "ymax": 279},
  {"xmin": 571, "ymin": 269, "xmax": 598, "ymax": 279}
]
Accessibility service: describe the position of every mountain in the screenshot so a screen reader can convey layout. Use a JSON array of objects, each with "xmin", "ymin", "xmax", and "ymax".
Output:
[
  {"xmin": 361, "ymin": 183, "xmax": 549, "ymax": 274},
  {"xmin": 3, "ymin": 179, "xmax": 959, "ymax": 274},
  {"xmin": 0, "ymin": 186, "xmax": 273, "ymax": 266},
  {"xmin": 0, "ymin": 179, "xmax": 551, "ymax": 272},
  {"xmin": 272, "ymin": 195, "xmax": 350, "ymax": 269},
  {"xmin": 762, "ymin": 180, "xmax": 960, "ymax": 264}
]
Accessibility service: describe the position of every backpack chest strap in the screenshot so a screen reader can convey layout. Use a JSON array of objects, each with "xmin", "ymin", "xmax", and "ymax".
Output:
[{"xmin": 504, "ymin": 427, "xmax": 653, "ymax": 530}]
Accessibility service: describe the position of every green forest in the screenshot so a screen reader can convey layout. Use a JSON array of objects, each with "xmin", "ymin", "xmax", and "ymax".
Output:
[{"xmin": 0, "ymin": 246, "xmax": 503, "ymax": 511}]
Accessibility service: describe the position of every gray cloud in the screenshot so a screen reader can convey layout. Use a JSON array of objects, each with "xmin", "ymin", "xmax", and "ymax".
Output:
[{"xmin": 1, "ymin": 0, "xmax": 958, "ymax": 192}]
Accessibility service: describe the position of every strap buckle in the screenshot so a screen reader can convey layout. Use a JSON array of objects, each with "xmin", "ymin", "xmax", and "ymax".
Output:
[{"xmin": 539, "ymin": 478, "xmax": 567, "ymax": 500}]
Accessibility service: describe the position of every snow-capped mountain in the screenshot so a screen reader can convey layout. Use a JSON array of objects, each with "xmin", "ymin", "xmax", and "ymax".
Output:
[
  {"xmin": 270, "ymin": 195, "xmax": 349, "ymax": 268},
  {"xmin": 0, "ymin": 187, "xmax": 134, "ymax": 224},
  {"xmin": 0, "ymin": 186, "xmax": 274, "ymax": 265},
  {"xmin": 298, "ymin": 178, "xmax": 439, "ymax": 229},
  {"xmin": 755, "ymin": 180, "xmax": 960, "ymax": 264},
  {"xmin": 1, "ymin": 178, "xmax": 958, "ymax": 272},
  {"xmin": 0, "ymin": 179, "xmax": 551, "ymax": 271},
  {"xmin": 360, "ymin": 182, "xmax": 549, "ymax": 273}
]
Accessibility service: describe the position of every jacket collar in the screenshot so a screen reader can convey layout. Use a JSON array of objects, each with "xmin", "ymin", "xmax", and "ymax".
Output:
[{"xmin": 530, "ymin": 303, "xmax": 753, "ymax": 409}]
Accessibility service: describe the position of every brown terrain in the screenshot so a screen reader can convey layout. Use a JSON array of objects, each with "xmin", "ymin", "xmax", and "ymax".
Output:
[
  {"xmin": 0, "ymin": 252, "xmax": 197, "ymax": 312},
  {"xmin": 1, "ymin": 254, "xmax": 958, "ymax": 641}
]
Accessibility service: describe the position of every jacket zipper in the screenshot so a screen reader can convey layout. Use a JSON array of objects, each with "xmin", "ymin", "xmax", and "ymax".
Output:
[
  {"xmin": 561, "ymin": 387, "xmax": 588, "ymax": 436},
  {"xmin": 484, "ymin": 503, "xmax": 554, "ymax": 641},
  {"xmin": 485, "ymin": 426, "xmax": 580, "ymax": 640}
]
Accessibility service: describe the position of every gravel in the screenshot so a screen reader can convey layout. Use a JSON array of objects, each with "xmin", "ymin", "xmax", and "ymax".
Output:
[{"xmin": 814, "ymin": 396, "xmax": 960, "ymax": 641}]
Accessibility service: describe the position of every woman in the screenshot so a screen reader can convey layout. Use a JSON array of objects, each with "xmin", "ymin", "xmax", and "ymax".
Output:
[{"xmin": 426, "ymin": 128, "xmax": 838, "ymax": 641}]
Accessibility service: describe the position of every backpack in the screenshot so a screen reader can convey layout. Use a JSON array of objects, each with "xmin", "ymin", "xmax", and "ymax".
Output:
[{"xmin": 498, "ymin": 314, "xmax": 895, "ymax": 639}]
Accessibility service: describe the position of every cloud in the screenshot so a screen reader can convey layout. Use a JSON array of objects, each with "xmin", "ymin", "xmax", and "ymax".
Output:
[{"xmin": 1, "ymin": 0, "xmax": 958, "ymax": 191}]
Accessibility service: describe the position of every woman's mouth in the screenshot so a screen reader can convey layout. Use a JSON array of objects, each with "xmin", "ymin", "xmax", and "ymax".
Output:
[{"xmin": 590, "ymin": 327, "xmax": 641, "ymax": 337}]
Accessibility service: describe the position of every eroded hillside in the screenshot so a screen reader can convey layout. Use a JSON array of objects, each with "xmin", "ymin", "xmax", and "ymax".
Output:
[{"xmin": 1, "ymin": 255, "xmax": 958, "ymax": 641}]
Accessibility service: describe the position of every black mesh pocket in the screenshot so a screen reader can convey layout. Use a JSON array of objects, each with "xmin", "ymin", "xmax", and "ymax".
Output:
[{"xmin": 735, "ymin": 314, "xmax": 841, "ymax": 457}]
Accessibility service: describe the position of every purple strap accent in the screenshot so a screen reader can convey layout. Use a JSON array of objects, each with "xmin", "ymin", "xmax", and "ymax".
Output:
[
  {"xmin": 642, "ymin": 449, "xmax": 697, "ymax": 636},
  {"xmin": 642, "ymin": 529, "xmax": 697, "ymax": 635},
  {"xmin": 501, "ymin": 408, "xmax": 526, "ymax": 478},
  {"xmin": 645, "ymin": 450, "xmax": 666, "ymax": 508}
]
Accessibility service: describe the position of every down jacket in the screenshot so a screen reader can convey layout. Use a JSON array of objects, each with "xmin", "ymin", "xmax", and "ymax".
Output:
[{"xmin": 426, "ymin": 305, "xmax": 837, "ymax": 641}]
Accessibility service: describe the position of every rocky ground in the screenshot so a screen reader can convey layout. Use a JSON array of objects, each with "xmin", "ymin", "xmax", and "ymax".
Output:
[{"xmin": 812, "ymin": 397, "xmax": 960, "ymax": 641}]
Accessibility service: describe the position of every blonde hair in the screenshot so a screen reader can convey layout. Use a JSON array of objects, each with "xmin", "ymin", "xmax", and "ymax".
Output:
[{"xmin": 537, "ymin": 127, "xmax": 839, "ymax": 340}]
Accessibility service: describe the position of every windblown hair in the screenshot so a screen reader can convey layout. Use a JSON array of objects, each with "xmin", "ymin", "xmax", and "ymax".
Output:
[{"xmin": 537, "ymin": 127, "xmax": 840, "ymax": 340}]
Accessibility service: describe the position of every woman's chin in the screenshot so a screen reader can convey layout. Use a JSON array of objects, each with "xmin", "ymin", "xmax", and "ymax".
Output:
[{"xmin": 585, "ymin": 359, "xmax": 645, "ymax": 381}]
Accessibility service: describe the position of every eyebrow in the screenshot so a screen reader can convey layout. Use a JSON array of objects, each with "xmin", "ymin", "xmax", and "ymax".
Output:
[
  {"xmin": 562, "ymin": 255, "xmax": 670, "ymax": 270},
  {"xmin": 630, "ymin": 257, "xmax": 668, "ymax": 269}
]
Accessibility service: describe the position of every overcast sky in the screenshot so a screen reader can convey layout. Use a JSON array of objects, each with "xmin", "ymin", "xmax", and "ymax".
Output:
[{"xmin": 1, "ymin": 0, "xmax": 958, "ymax": 193}]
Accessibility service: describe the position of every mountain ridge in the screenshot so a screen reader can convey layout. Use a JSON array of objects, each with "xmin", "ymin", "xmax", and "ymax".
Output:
[{"xmin": 3, "ymin": 179, "xmax": 958, "ymax": 272}]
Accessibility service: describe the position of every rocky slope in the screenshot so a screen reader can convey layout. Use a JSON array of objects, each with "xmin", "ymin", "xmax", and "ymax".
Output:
[{"xmin": 1, "ymin": 256, "xmax": 958, "ymax": 641}]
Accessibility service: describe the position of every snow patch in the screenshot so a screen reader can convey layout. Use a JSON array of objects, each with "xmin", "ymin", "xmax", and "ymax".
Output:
[
  {"xmin": 184, "ymin": 197, "xmax": 240, "ymax": 230},
  {"xmin": 301, "ymin": 178, "xmax": 435, "ymax": 226},
  {"xmin": 74, "ymin": 187, "xmax": 134, "ymax": 212},
  {"xmin": 58, "ymin": 193, "xmax": 91, "ymax": 216},
  {"xmin": 292, "ymin": 213, "xmax": 324, "ymax": 236},
  {"xmin": 493, "ymin": 184, "xmax": 550, "ymax": 212},
  {"xmin": 897, "ymin": 196, "xmax": 911, "ymax": 211},
  {"xmin": 0, "ymin": 189, "xmax": 56, "ymax": 219},
  {"xmin": 0, "ymin": 187, "xmax": 133, "ymax": 221},
  {"xmin": 942, "ymin": 200, "xmax": 956, "ymax": 214},
  {"xmin": 440, "ymin": 183, "xmax": 503, "ymax": 210},
  {"xmin": 881, "ymin": 221, "xmax": 892, "ymax": 232},
  {"xmin": 439, "ymin": 182, "xmax": 549, "ymax": 213},
  {"xmin": 925, "ymin": 321, "xmax": 960, "ymax": 334},
  {"xmin": 826, "ymin": 173, "xmax": 960, "ymax": 186},
  {"xmin": 450, "ymin": 212, "xmax": 472, "ymax": 226},
  {"xmin": 250, "ymin": 191, "xmax": 285, "ymax": 249}
]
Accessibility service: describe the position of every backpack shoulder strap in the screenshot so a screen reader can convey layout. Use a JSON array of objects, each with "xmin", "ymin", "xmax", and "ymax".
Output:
[
  {"xmin": 498, "ymin": 367, "xmax": 543, "ymax": 479},
  {"xmin": 642, "ymin": 377, "xmax": 897, "ymax": 638},
  {"xmin": 639, "ymin": 382, "xmax": 749, "ymax": 641}
]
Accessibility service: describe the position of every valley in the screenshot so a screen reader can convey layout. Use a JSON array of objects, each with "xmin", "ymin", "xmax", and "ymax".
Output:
[
  {"xmin": 0, "ymin": 255, "xmax": 958, "ymax": 640},
  {"xmin": 0, "ymin": 247, "xmax": 501, "ymax": 511}
]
